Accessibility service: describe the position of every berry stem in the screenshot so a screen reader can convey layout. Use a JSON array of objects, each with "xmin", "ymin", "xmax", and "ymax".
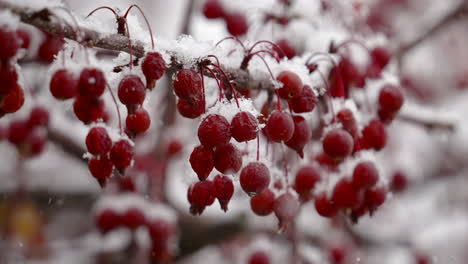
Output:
[
  {"xmin": 250, "ymin": 49, "xmax": 280, "ymax": 62},
  {"xmin": 203, "ymin": 66, "xmax": 224, "ymax": 101},
  {"xmin": 208, "ymin": 62, "xmax": 240, "ymax": 108},
  {"xmin": 124, "ymin": 5, "xmax": 155, "ymax": 50},
  {"xmin": 253, "ymin": 54, "xmax": 276, "ymax": 79},
  {"xmin": 215, "ymin": 36, "xmax": 247, "ymax": 52},
  {"xmin": 86, "ymin": 6, "xmax": 118, "ymax": 18},
  {"xmin": 106, "ymin": 83, "xmax": 123, "ymax": 135},
  {"xmin": 248, "ymin": 40, "xmax": 285, "ymax": 58},
  {"xmin": 199, "ymin": 64, "xmax": 206, "ymax": 112},
  {"xmin": 124, "ymin": 20, "xmax": 133, "ymax": 69}
]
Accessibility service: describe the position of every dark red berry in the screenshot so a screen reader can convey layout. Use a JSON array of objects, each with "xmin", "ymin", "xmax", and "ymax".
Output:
[
  {"xmin": 265, "ymin": 111, "xmax": 294, "ymax": 142},
  {"xmin": 0, "ymin": 28, "xmax": 20, "ymax": 61},
  {"xmin": 224, "ymin": 12, "xmax": 248, "ymax": 36},
  {"xmin": 339, "ymin": 57, "xmax": 365, "ymax": 89},
  {"xmin": 314, "ymin": 193, "xmax": 337, "ymax": 217},
  {"xmin": 336, "ymin": 109, "xmax": 358, "ymax": 138},
  {"xmin": 110, "ymin": 139, "xmax": 134, "ymax": 170},
  {"xmin": 95, "ymin": 209, "xmax": 121, "ymax": 234},
  {"xmin": 198, "ymin": 114, "xmax": 231, "ymax": 148},
  {"xmin": 187, "ymin": 180, "xmax": 215, "ymax": 215},
  {"xmin": 352, "ymin": 161, "xmax": 379, "ymax": 189},
  {"xmin": 362, "ymin": 120, "xmax": 387, "ymax": 150},
  {"xmin": 367, "ymin": 46, "xmax": 391, "ymax": 78},
  {"xmin": 1, "ymin": 83, "xmax": 24, "ymax": 113},
  {"xmin": 118, "ymin": 75, "xmax": 146, "ymax": 106},
  {"xmin": 240, "ymin": 162, "xmax": 270, "ymax": 195},
  {"xmin": 231, "ymin": 111, "xmax": 258, "ymax": 142},
  {"xmin": 322, "ymin": 128, "xmax": 354, "ymax": 160},
  {"xmin": 273, "ymin": 192, "xmax": 300, "ymax": 229},
  {"xmin": 88, "ymin": 155, "xmax": 114, "ymax": 180},
  {"xmin": 365, "ymin": 186, "xmax": 386, "ymax": 213},
  {"xmin": 7, "ymin": 120, "xmax": 29, "ymax": 145},
  {"xmin": 378, "ymin": 84, "xmax": 404, "ymax": 113},
  {"xmin": 148, "ymin": 219, "xmax": 174, "ymax": 246},
  {"xmin": 288, "ymin": 85, "xmax": 317, "ymax": 113},
  {"xmin": 126, "ymin": 108, "xmax": 151, "ymax": 135},
  {"xmin": 329, "ymin": 246, "xmax": 346, "ymax": 264},
  {"xmin": 250, "ymin": 189, "xmax": 275, "ymax": 216},
  {"xmin": 293, "ymin": 166, "xmax": 321, "ymax": 199},
  {"xmin": 177, "ymin": 98, "xmax": 205, "ymax": 118},
  {"xmin": 276, "ymin": 71, "xmax": 303, "ymax": 99},
  {"xmin": 121, "ymin": 208, "xmax": 146, "ymax": 229},
  {"xmin": 328, "ymin": 65, "xmax": 346, "ymax": 98},
  {"xmin": 248, "ymin": 251, "xmax": 270, "ymax": 264},
  {"xmin": 0, "ymin": 63, "xmax": 18, "ymax": 94},
  {"xmin": 203, "ymin": 0, "xmax": 225, "ymax": 19},
  {"xmin": 190, "ymin": 145, "xmax": 215, "ymax": 181},
  {"xmin": 119, "ymin": 176, "xmax": 136, "ymax": 192},
  {"xmin": 285, "ymin": 115, "xmax": 311, "ymax": 157},
  {"xmin": 166, "ymin": 140, "xmax": 183, "ymax": 157},
  {"xmin": 213, "ymin": 174, "xmax": 234, "ymax": 211},
  {"xmin": 38, "ymin": 33, "xmax": 64, "ymax": 63},
  {"xmin": 27, "ymin": 106, "xmax": 49, "ymax": 128},
  {"xmin": 275, "ymin": 39, "xmax": 296, "ymax": 59},
  {"xmin": 50, "ymin": 69, "xmax": 78, "ymax": 100},
  {"xmin": 332, "ymin": 178, "xmax": 363, "ymax": 209},
  {"xmin": 390, "ymin": 171, "xmax": 408, "ymax": 193},
  {"xmin": 173, "ymin": 69, "xmax": 203, "ymax": 103},
  {"xmin": 78, "ymin": 68, "xmax": 106, "ymax": 98},
  {"xmin": 86, "ymin": 127, "xmax": 112, "ymax": 155},
  {"xmin": 142, "ymin": 52, "xmax": 166, "ymax": 89},
  {"xmin": 214, "ymin": 143, "xmax": 242, "ymax": 174},
  {"xmin": 73, "ymin": 96, "xmax": 106, "ymax": 124}
]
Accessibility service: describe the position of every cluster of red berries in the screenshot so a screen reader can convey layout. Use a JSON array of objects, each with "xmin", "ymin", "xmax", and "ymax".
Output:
[
  {"xmin": 174, "ymin": 68, "xmax": 206, "ymax": 119},
  {"xmin": 202, "ymin": 0, "xmax": 249, "ymax": 36},
  {"xmin": 94, "ymin": 195, "xmax": 176, "ymax": 262},
  {"xmin": 38, "ymin": 32, "xmax": 65, "ymax": 63},
  {"xmin": 3, "ymin": 106, "xmax": 49, "ymax": 158}
]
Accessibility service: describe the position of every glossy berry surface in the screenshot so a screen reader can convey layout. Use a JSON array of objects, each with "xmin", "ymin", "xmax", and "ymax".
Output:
[
  {"xmin": 276, "ymin": 71, "xmax": 303, "ymax": 99},
  {"xmin": 288, "ymin": 85, "xmax": 317, "ymax": 113},
  {"xmin": 336, "ymin": 109, "xmax": 358, "ymax": 138},
  {"xmin": 142, "ymin": 52, "xmax": 166, "ymax": 89},
  {"xmin": 118, "ymin": 75, "xmax": 146, "ymax": 106},
  {"xmin": 315, "ymin": 193, "xmax": 338, "ymax": 217},
  {"xmin": 177, "ymin": 98, "xmax": 205, "ymax": 119},
  {"xmin": 0, "ymin": 28, "xmax": 19, "ymax": 61},
  {"xmin": 224, "ymin": 12, "xmax": 248, "ymax": 36},
  {"xmin": 265, "ymin": 111, "xmax": 294, "ymax": 142},
  {"xmin": 293, "ymin": 166, "xmax": 321, "ymax": 199},
  {"xmin": 230, "ymin": 111, "xmax": 258, "ymax": 142},
  {"xmin": 213, "ymin": 174, "xmax": 234, "ymax": 211},
  {"xmin": 285, "ymin": 115, "xmax": 311, "ymax": 157},
  {"xmin": 86, "ymin": 127, "xmax": 112, "ymax": 155},
  {"xmin": 173, "ymin": 69, "xmax": 203, "ymax": 103},
  {"xmin": 250, "ymin": 189, "xmax": 275, "ymax": 216},
  {"xmin": 276, "ymin": 39, "xmax": 296, "ymax": 59},
  {"xmin": 73, "ymin": 96, "xmax": 105, "ymax": 124},
  {"xmin": 110, "ymin": 139, "xmax": 134, "ymax": 170},
  {"xmin": 78, "ymin": 68, "xmax": 106, "ymax": 98},
  {"xmin": 198, "ymin": 114, "xmax": 231, "ymax": 148},
  {"xmin": 50, "ymin": 69, "xmax": 78, "ymax": 100},
  {"xmin": 38, "ymin": 33, "xmax": 64, "ymax": 63},
  {"xmin": 240, "ymin": 162, "xmax": 270, "ymax": 195},
  {"xmin": 190, "ymin": 145, "xmax": 215, "ymax": 181},
  {"xmin": 126, "ymin": 108, "xmax": 151, "ymax": 135},
  {"xmin": 214, "ymin": 143, "xmax": 242, "ymax": 174},
  {"xmin": 322, "ymin": 128, "xmax": 354, "ymax": 160},
  {"xmin": 352, "ymin": 161, "xmax": 379, "ymax": 189},
  {"xmin": 1, "ymin": 84, "xmax": 24, "ymax": 113}
]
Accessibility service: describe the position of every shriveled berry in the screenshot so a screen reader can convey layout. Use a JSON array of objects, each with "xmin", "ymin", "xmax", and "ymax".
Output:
[
  {"xmin": 214, "ymin": 143, "xmax": 242, "ymax": 174},
  {"xmin": 213, "ymin": 174, "xmax": 234, "ymax": 211},
  {"xmin": 224, "ymin": 12, "xmax": 248, "ymax": 36},
  {"xmin": 0, "ymin": 28, "xmax": 20, "ymax": 61},
  {"xmin": 142, "ymin": 52, "xmax": 166, "ymax": 89},
  {"xmin": 322, "ymin": 128, "xmax": 354, "ymax": 160},
  {"xmin": 198, "ymin": 114, "xmax": 231, "ymax": 148},
  {"xmin": 352, "ymin": 161, "xmax": 379, "ymax": 189},
  {"xmin": 73, "ymin": 96, "xmax": 106, "ymax": 124},
  {"xmin": 190, "ymin": 145, "xmax": 215, "ymax": 181},
  {"xmin": 177, "ymin": 98, "xmax": 205, "ymax": 118},
  {"xmin": 88, "ymin": 155, "xmax": 114, "ymax": 180},
  {"xmin": 378, "ymin": 84, "xmax": 404, "ymax": 113},
  {"xmin": 332, "ymin": 178, "xmax": 362, "ymax": 209},
  {"xmin": 50, "ymin": 69, "xmax": 78, "ymax": 100},
  {"xmin": 276, "ymin": 71, "xmax": 303, "ymax": 99},
  {"xmin": 1, "ymin": 84, "xmax": 24, "ymax": 113},
  {"xmin": 265, "ymin": 111, "xmax": 294, "ymax": 142},
  {"xmin": 314, "ymin": 193, "xmax": 337, "ymax": 217},
  {"xmin": 293, "ymin": 166, "xmax": 320, "ymax": 199},
  {"xmin": 288, "ymin": 85, "xmax": 317, "ymax": 113},
  {"xmin": 187, "ymin": 180, "xmax": 215, "ymax": 215},
  {"xmin": 121, "ymin": 208, "xmax": 146, "ymax": 229},
  {"xmin": 173, "ymin": 69, "xmax": 203, "ymax": 103},
  {"xmin": 248, "ymin": 251, "xmax": 270, "ymax": 264},
  {"xmin": 362, "ymin": 120, "xmax": 387, "ymax": 150},
  {"xmin": 203, "ymin": 0, "xmax": 225, "ymax": 19},
  {"xmin": 126, "ymin": 108, "xmax": 151, "ymax": 135},
  {"xmin": 27, "ymin": 106, "xmax": 49, "ymax": 128},
  {"xmin": 86, "ymin": 127, "xmax": 112, "ymax": 155},
  {"xmin": 38, "ymin": 33, "xmax": 64, "ymax": 63},
  {"xmin": 285, "ymin": 115, "xmax": 311, "ymax": 157},
  {"xmin": 110, "ymin": 139, "xmax": 134, "ymax": 170},
  {"xmin": 118, "ymin": 75, "xmax": 146, "ymax": 106},
  {"xmin": 250, "ymin": 189, "xmax": 275, "ymax": 216},
  {"xmin": 95, "ymin": 209, "xmax": 121, "ymax": 234},
  {"xmin": 240, "ymin": 162, "xmax": 270, "ymax": 195},
  {"xmin": 78, "ymin": 68, "xmax": 106, "ymax": 98},
  {"xmin": 273, "ymin": 192, "xmax": 300, "ymax": 229},
  {"xmin": 231, "ymin": 111, "xmax": 258, "ymax": 142}
]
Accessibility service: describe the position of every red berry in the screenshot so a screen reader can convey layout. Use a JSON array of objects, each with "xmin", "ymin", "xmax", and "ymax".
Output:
[
  {"xmin": 38, "ymin": 33, "xmax": 64, "ymax": 63},
  {"xmin": 50, "ymin": 69, "xmax": 78, "ymax": 100},
  {"xmin": 16, "ymin": 29, "xmax": 30, "ymax": 50},
  {"xmin": 328, "ymin": 66, "xmax": 346, "ymax": 98},
  {"xmin": 1, "ymin": 83, "xmax": 24, "ymax": 113},
  {"xmin": 329, "ymin": 246, "xmax": 346, "ymax": 264},
  {"xmin": 362, "ymin": 120, "xmax": 387, "ymax": 150},
  {"xmin": 121, "ymin": 208, "xmax": 146, "ymax": 230},
  {"xmin": 365, "ymin": 186, "xmax": 386, "ymax": 212},
  {"xmin": 332, "ymin": 178, "xmax": 363, "ymax": 209},
  {"xmin": 86, "ymin": 127, "xmax": 112, "ymax": 155},
  {"xmin": 378, "ymin": 84, "xmax": 404, "ymax": 113},
  {"xmin": 27, "ymin": 133, "xmax": 46, "ymax": 157},
  {"xmin": 203, "ymin": 0, "xmax": 225, "ymax": 19},
  {"xmin": 0, "ymin": 63, "xmax": 18, "ymax": 94},
  {"xmin": 190, "ymin": 145, "xmax": 215, "ymax": 181},
  {"xmin": 322, "ymin": 128, "xmax": 354, "ymax": 160},
  {"xmin": 231, "ymin": 111, "xmax": 258, "ymax": 142},
  {"xmin": 173, "ymin": 69, "xmax": 203, "ymax": 103},
  {"xmin": 187, "ymin": 180, "xmax": 215, "ymax": 215},
  {"xmin": 110, "ymin": 139, "xmax": 134, "ymax": 170},
  {"xmin": 273, "ymin": 192, "xmax": 300, "ymax": 229},
  {"xmin": 275, "ymin": 39, "xmax": 296, "ymax": 59},
  {"xmin": 142, "ymin": 52, "xmax": 166, "ymax": 89},
  {"xmin": 224, "ymin": 12, "xmax": 248, "ymax": 36},
  {"xmin": 336, "ymin": 109, "xmax": 358, "ymax": 138},
  {"xmin": 214, "ymin": 143, "xmax": 242, "ymax": 174},
  {"xmin": 339, "ymin": 57, "xmax": 365, "ymax": 89},
  {"xmin": 213, "ymin": 174, "xmax": 234, "ymax": 211},
  {"xmin": 7, "ymin": 120, "xmax": 29, "ymax": 145},
  {"xmin": 367, "ymin": 46, "xmax": 391, "ymax": 78},
  {"xmin": 0, "ymin": 28, "xmax": 20, "ymax": 61},
  {"xmin": 276, "ymin": 71, "xmax": 303, "ymax": 99},
  {"xmin": 88, "ymin": 155, "xmax": 114, "ymax": 180},
  {"xmin": 314, "ymin": 193, "xmax": 337, "ymax": 217},
  {"xmin": 73, "ymin": 96, "xmax": 106, "ymax": 124},
  {"xmin": 390, "ymin": 171, "xmax": 408, "ymax": 193},
  {"xmin": 118, "ymin": 75, "xmax": 146, "ymax": 106},
  {"xmin": 177, "ymin": 98, "xmax": 205, "ymax": 118},
  {"xmin": 293, "ymin": 166, "xmax": 321, "ymax": 199},
  {"xmin": 166, "ymin": 140, "xmax": 183, "ymax": 157},
  {"xmin": 250, "ymin": 189, "xmax": 275, "ymax": 216},
  {"xmin": 126, "ymin": 108, "xmax": 151, "ymax": 135},
  {"xmin": 27, "ymin": 106, "xmax": 49, "ymax": 128},
  {"xmin": 285, "ymin": 115, "xmax": 311, "ymax": 157},
  {"xmin": 265, "ymin": 111, "xmax": 294, "ymax": 142},
  {"xmin": 95, "ymin": 209, "xmax": 121, "ymax": 234},
  {"xmin": 248, "ymin": 251, "xmax": 270, "ymax": 264},
  {"xmin": 148, "ymin": 219, "xmax": 174, "ymax": 246},
  {"xmin": 240, "ymin": 162, "xmax": 270, "ymax": 195},
  {"xmin": 119, "ymin": 176, "xmax": 136, "ymax": 192},
  {"xmin": 198, "ymin": 114, "xmax": 231, "ymax": 148},
  {"xmin": 378, "ymin": 107, "xmax": 397, "ymax": 123},
  {"xmin": 352, "ymin": 161, "xmax": 379, "ymax": 189},
  {"xmin": 288, "ymin": 85, "xmax": 317, "ymax": 113},
  {"xmin": 78, "ymin": 68, "xmax": 106, "ymax": 98}
]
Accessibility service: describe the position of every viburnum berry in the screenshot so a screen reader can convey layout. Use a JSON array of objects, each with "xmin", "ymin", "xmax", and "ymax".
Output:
[
  {"xmin": 230, "ymin": 111, "xmax": 258, "ymax": 142},
  {"xmin": 110, "ymin": 139, "xmax": 134, "ymax": 170},
  {"xmin": 142, "ymin": 52, "xmax": 166, "ymax": 89},
  {"xmin": 332, "ymin": 178, "xmax": 363, "ymax": 209},
  {"xmin": 86, "ymin": 127, "xmax": 112, "ymax": 155},
  {"xmin": 288, "ymin": 85, "xmax": 317, "ymax": 113},
  {"xmin": 38, "ymin": 33, "xmax": 64, "ymax": 63},
  {"xmin": 88, "ymin": 155, "xmax": 114, "ymax": 181},
  {"xmin": 203, "ymin": 0, "xmax": 225, "ymax": 19},
  {"xmin": 276, "ymin": 39, "xmax": 296, "ymax": 59},
  {"xmin": 265, "ymin": 111, "xmax": 294, "ymax": 142},
  {"xmin": 285, "ymin": 115, "xmax": 311, "ymax": 157},
  {"xmin": 224, "ymin": 12, "xmax": 248, "ymax": 36},
  {"xmin": 27, "ymin": 106, "xmax": 49, "ymax": 128},
  {"xmin": 121, "ymin": 208, "xmax": 146, "ymax": 230},
  {"xmin": 212, "ymin": 174, "xmax": 234, "ymax": 211},
  {"xmin": 50, "ymin": 69, "xmax": 78, "ymax": 100},
  {"xmin": 73, "ymin": 96, "xmax": 106, "ymax": 124},
  {"xmin": 95, "ymin": 208, "xmax": 121, "ymax": 234},
  {"xmin": 336, "ymin": 109, "xmax": 358, "ymax": 138},
  {"xmin": 361, "ymin": 120, "xmax": 387, "ymax": 150},
  {"xmin": 314, "ymin": 192, "xmax": 338, "ymax": 217},
  {"xmin": 0, "ymin": 63, "xmax": 18, "ymax": 94},
  {"xmin": 78, "ymin": 68, "xmax": 106, "ymax": 98},
  {"xmin": 276, "ymin": 71, "xmax": 303, "ymax": 99},
  {"xmin": 248, "ymin": 251, "xmax": 270, "ymax": 264},
  {"xmin": 322, "ymin": 128, "xmax": 354, "ymax": 160},
  {"xmin": 190, "ymin": 145, "xmax": 215, "ymax": 181},
  {"xmin": 273, "ymin": 192, "xmax": 300, "ymax": 229},
  {"xmin": 378, "ymin": 84, "xmax": 404, "ymax": 113},
  {"xmin": 1, "ymin": 84, "xmax": 24, "ymax": 114},
  {"xmin": 187, "ymin": 180, "xmax": 215, "ymax": 215},
  {"xmin": 293, "ymin": 166, "xmax": 321, "ymax": 200},
  {"xmin": 365, "ymin": 186, "xmax": 387, "ymax": 213},
  {"xmin": 198, "ymin": 114, "xmax": 231, "ymax": 148},
  {"xmin": 240, "ymin": 162, "xmax": 270, "ymax": 195},
  {"xmin": 390, "ymin": 170, "xmax": 408, "ymax": 193},
  {"xmin": 173, "ymin": 69, "xmax": 203, "ymax": 103},
  {"xmin": 177, "ymin": 98, "xmax": 205, "ymax": 119},
  {"xmin": 214, "ymin": 143, "xmax": 242, "ymax": 174},
  {"xmin": 352, "ymin": 161, "xmax": 379, "ymax": 189},
  {"xmin": 118, "ymin": 75, "xmax": 146, "ymax": 106},
  {"xmin": 126, "ymin": 107, "xmax": 151, "ymax": 135},
  {"xmin": 0, "ymin": 28, "xmax": 20, "ymax": 61},
  {"xmin": 250, "ymin": 189, "xmax": 275, "ymax": 216}
]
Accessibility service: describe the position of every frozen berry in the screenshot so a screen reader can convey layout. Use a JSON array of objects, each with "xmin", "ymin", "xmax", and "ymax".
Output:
[
  {"xmin": 1, "ymin": 83, "xmax": 24, "ymax": 113},
  {"xmin": 121, "ymin": 208, "xmax": 146, "ymax": 229},
  {"xmin": 265, "ymin": 111, "xmax": 294, "ymax": 142},
  {"xmin": 0, "ymin": 63, "xmax": 18, "ymax": 94},
  {"xmin": 7, "ymin": 120, "xmax": 29, "ymax": 145},
  {"xmin": 390, "ymin": 171, "xmax": 408, "ymax": 193},
  {"xmin": 352, "ymin": 161, "xmax": 379, "ymax": 189},
  {"xmin": 190, "ymin": 145, "xmax": 215, "ymax": 181},
  {"xmin": 73, "ymin": 96, "xmax": 106, "ymax": 124},
  {"xmin": 214, "ymin": 143, "xmax": 242, "ymax": 174},
  {"xmin": 378, "ymin": 84, "xmax": 404, "ymax": 113},
  {"xmin": 88, "ymin": 155, "xmax": 114, "ymax": 180},
  {"xmin": 198, "ymin": 114, "xmax": 231, "ymax": 148},
  {"xmin": 250, "ymin": 189, "xmax": 275, "ymax": 216},
  {"xmin": 332, "ymin": 178, "xmax": 362, "ymax": 209},
  {"xmin": 187, "ymin": 180, "xmax": 215, "ymax": 215},
  {"xmin": 288, "ymin": 85, "xmax": 317, "ymax": 113},
  {"xmin": 0, "ymin": 28, "xmax": 20, "ymax": 61},
  {"xmin": 365, "ymin": 186, "xmax": 386, "ymax": 212},
  {"xmin": 336, "ymin": 109, "xmax": 358, "ymax": 138},
  {"xmin": 78, "ymin": 68, "xmax": 106, "ymax": 98},
  {"xmin": 240, "ymin": 162, "xmax": 270, "ymax": 195},
  {"xmin": 276, "ymin": 71, "xmax": 303, "ymax": 99},
  {"xmin": 50, "ymin": 69, "xmax": 78, "ymax": 100},
  {"xmin": 285, "ymin": 115, "xmax": 311, "ymax": 157},
  {"xmin": 367, "ymin": 46, "xmax": 391, "ymax": 77},
  {"xmin": 275, "ymin": 39, "xmax": 296, "ymax": 59},
  {"xmin": 126, "ymin": 107, "xmax": 151, "ymax": 135},
  {"xmin": 224, "ymin": 12, "xmax": 248, "ymax": 36},
  {"xmin": 213, "ymin": 174, "xmax": 234, "ymax": 211},
  {"xmin": 322, "ymin": 128, "xmax": 354, "ymax": 160},
  {"xmin": 110, "ymin": 139, "xmax": 134, "ymax": 170},
  {"xmin": 293, "ymin": 166, "xmax": 320, "ymax": 199},
  {"xmin": 177, "ymin": 98, "xmax": 205, "ymax": 118},
  {"xmin": 86, "ymin": 127, "xmax": 112, "ymax": 155},
  {"xmin": 362, "ymin": 120, "xmax": 387, "ymax": 150},
  {"xmin": 142, "ymin": 52, "xmax": 166, "ymax": 89},
  {"xmin": 248, "ymin": 251, "xmax": 270, "ymax": 264},
  {"xmin": 173, "ymin": 69, "xmax": 203, "ymax": 103},
  {"xmin": 38, "ymin": 33, "xmax": 64, "ymax": 63},
  {"xmin": 203, "ymin": 0, "xmax": 225, "ymax": 19},
  {"xmin": 118, "ymin": 75, "xmax": 146, "ymax": 106},
  {"xmin": 314, "ymin": 193, "xmax": 337, "ymax": 217},
  {"xmin": 231, "ymin": 111, "xmax": 258, "ymax": 142},
  {"xmin": 273, "ymin": 192, "xmax": 300, "ymax": 229}
]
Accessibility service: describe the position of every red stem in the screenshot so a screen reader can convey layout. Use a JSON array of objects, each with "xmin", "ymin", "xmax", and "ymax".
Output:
[
  {"xmin": 215, "ymin": 36, "xmax": 247, "ymax": 52},
  {"xmin": 248, "ymin": 40, "xmax": 285, "ymax": 58},
  {"xmin": 203, "ymin": 66, "xmax": 224, "ymax": 101},
  {"xmin": 199, "ymin": 64, "xmax": 206, "ymax": 112},
  {"xmin": 250, "ymin": 49, "xmax": 280, "ymax": 62},
  {"xmin": 334, "ymin": 39, "xmax": 371, "ymax": 55},
  {"xmin": 106, "ymin": 83, "xmax": 123, "ymax": 135},
  {"xmin": 124, "ymin": 5, "xmax": 155, "ymax": 50},
  {"xmin": 209, "ymin": 62, "xmax": 240, "ymax": 108},
  {"xmin": 86, "ymin": 6, "xmax": 118, "ymax": 18},
  {"xmin": 253, "ymin": 54, "xmax": 275, "ymax": 80},
  {"xmin": 256, "ymin": 134, "xmax": 260, "ymax": 161},
  {"xmin": 124, "ymin": 20, "xmax": 133, "ymax": 69}
]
